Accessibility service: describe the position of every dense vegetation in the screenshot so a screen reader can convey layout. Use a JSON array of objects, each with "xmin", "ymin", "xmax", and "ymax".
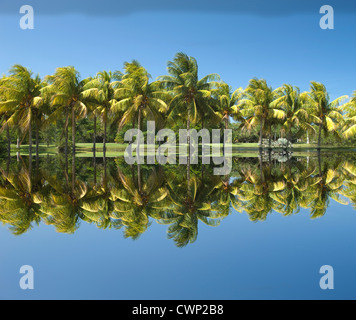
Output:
[{"xmin": 1, "ymin": 52, "xmax": 356, "ymax": 157}]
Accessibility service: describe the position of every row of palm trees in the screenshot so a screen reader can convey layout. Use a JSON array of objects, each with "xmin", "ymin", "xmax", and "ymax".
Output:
[
  {"xmin": 0, "ymin": 155, "xmax": 354, "ymax": 246},
  {"xmin": 1, "ymin": 52, "xmax": 356, "ymax": 157}
]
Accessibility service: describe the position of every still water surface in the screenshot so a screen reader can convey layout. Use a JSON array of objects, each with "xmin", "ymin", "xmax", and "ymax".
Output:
[{"xmin": 0, "ymin": 153, "xmax": 355, "ymax": 299}]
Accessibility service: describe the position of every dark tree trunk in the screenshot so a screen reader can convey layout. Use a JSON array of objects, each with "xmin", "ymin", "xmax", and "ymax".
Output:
[
  {"xmin": 137, "ymin": 107, "xmax": 142, "ymax": 192},
  {"xmin": 317, "ymin": 150, "xmax": 322, "ymax": 178},
  {"xmin": 187, "ymin": 106, "xmax": 191, "ymax": 185},
  {"xmin": 93, "ymin": 156, "xmax": 97, "ymax": 185},
  {"xmin": 103, "ymin": 116, "xmax": 107, "ymax": 157},
  {"xmin": 268, "ymin": 134, "xmax": 272, "ymax": 150},
  {"xmin": 72, "ymin": 153, "xmax": 75, "ymax": 195},
  {"xmin": 65, "ymin": 111, "xmax": 69, "ymax": 158},
  {"xmin": 317, "ymin": 122, "xmax": 322, "ymax": 149},
  {"xmin": 5, "ymin": 115, "xmax": 10, "ymax": 156},
  {"xmin": 259, "ymin": 118, "xmax": 264, "ymax": 149},
  {"xmin": 72, "ymin": 106, "xmax": 76, "ymax": 154},
  {"xmin": 93, "ymin": 114, "xmax": 97, "ymax": 156},
  {"xmin": 28, "ymin": 117, "xmax": 32, "ymax": 157},
  {"xmin": 36, "ymin": 126, "xmax": 39, "ymax": 158}
]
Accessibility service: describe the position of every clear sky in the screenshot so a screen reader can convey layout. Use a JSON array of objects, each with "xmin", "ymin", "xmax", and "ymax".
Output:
[{"xmin": 0, "ymin": 1, "xmax": 355, "ymax": 100}]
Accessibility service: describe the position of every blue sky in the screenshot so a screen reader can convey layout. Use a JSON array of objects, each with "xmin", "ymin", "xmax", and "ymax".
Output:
[{"xmin": 0, "ymin": 1, "xmax": 356, "ymax": 101}]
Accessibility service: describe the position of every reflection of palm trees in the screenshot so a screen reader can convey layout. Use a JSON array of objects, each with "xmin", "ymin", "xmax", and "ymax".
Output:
[
  {"xmin": 238, "ymin": 163, "xmax": 286, "ymax": 221},
  {"xmin": 0, "ymin": 166, "xmax": 42, "ymax": 234},
  {"xmin": 301, "ymin": 157, "xmax": 347, "ymax": 218},
  {"xmin": 0, "ymin": 156, "xmax": 355, "ymax": 246},
  {"xmin": 163, "ymin": 169, "xmax": 222, "ymax": 247},
  {"xmin": 340, "ymin": 161, "xmax": 356, "ymax": 209},
  {"xmin": 111, "ymin": 166, "xmax": 170, "ymax": 239},
  {"xmin": 40, "ymin": 162, "xmax": 87, "ymax": 233},
  {"xmin": 278, "ymin": 161, "xmax": 316, "ymax": 216},
  {"xmin": 214, "ymin": 174, "xmax": 245, "ymax": 217}
]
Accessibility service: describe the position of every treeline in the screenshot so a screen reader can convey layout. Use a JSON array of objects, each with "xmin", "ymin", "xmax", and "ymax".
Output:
[{"xmin": 1, "ymin": 52, "xmax": 356, "ymax": 156}]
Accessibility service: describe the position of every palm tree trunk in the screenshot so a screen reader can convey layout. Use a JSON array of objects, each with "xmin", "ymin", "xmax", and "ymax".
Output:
[
  {"xmin": 103, "ymin": 116, "xmax": 107, "ymax": 157},
  {"xmin": 6, "ymin": 155, "xmax": 10, "ymax": 176},
  {"xmin": 317, "ymin": 150, "xmax": 322, "ymax": 178},
  {"xmin": 93, "ymin": 156, "xmax": 97, "ymax": 185},
  {"xmin": 259, "ymin": 118, "xmax": 264, "ymax": 148},
  {"xmin": 5, "ymin": 115, "xmax": 10, "ymax": 157},
  {"xmin": 137, "ymin": 107, "xmax": 142, "ymax": 159},
  {"xmin": 93, "ymin": 114, "xmax": 97, "ymax": 184},
  {"xmin": 72, "ymin": 106, "xmax": 76, "ymax": 154},
  {"xmin": 317, "ymin": 122, "xmax": 322, "ymax": 149},
  {"xmin": 65, "ymin": 111, "xmax": 69, "ymax": 158},
  {"xmin": 259, "ymin": 151, "xmax": 264, "ymax": 183},
  {"xmin": 137, "ymin": 163, "xmax": 141, "ymax": 194},
  {"xmin": 72, "ymin": 153, "xmax": 76, "ymax": 195},
  {"xmin": 223, "ymin": 116, "xmax": 229, "ymax": 156},
  {"xmin": 137, "ymin": 107, "xmax": 142, "ymax": 188},
  {"xmin": 132, "ymin": 117, "xmax": 136, "ymax": 129},
  {"xmin": 93, "ymin": 114, "xmax": 97, "ymax": 156},
  {"xmin": 28, "ymin": 117, "xmax": 32, "ymax": 157},
  {"xmin": 187, "ymin": 105, "xmax": 191, "ymax": 184},
  {"xmin": 36, "ymin": 126, "xmax": 39, "ymax": 158},
  {"xmin": 268, "ymin": 134, "xmax": 272, "ymax": 150}
]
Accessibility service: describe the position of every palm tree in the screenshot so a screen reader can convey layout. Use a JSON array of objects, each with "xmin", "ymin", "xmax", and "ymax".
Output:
[
  {"xmin": 114, "ymin": 60, "xmax": 169, "ymax": 132},
  {"xmin": 341, "ymin": 91, "xmax": 356, "ymax": 139},
  {"xmin": 44, "ymin": 66, "xmax": 90, "ymax": 156},
  {"xmin": 239, "ymin": 78, "xmax": 285, "ymax": 148},
  {"xmin": 272, "ymin": 84, "xmax": 314, "ymax": 141},
  {"xmin": 0, "ymin": 65, "xmax": 44, "ymax": 157},
  {"xmin": 83, "ymin": 70, "xmax": 122, "ymax": 155},
  {"xmin": 304, "ymin": 81, "xmax": 347, "ymax": 149},
  {"xmin": 159, "ymin": 53, "xmax": 220, "ymax": 131},
  {"xmin": 158, "ymin": 53, "xmax": 220, "ymax": 180},
  {"xmin": 213, "ymin": 82, "xmax": 244, "ymax": 130}
]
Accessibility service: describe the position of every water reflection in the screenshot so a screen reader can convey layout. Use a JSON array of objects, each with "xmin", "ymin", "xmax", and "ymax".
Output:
[{"xmin": 0, "ymin": 153, "xmax": 355, "ymax": 247}]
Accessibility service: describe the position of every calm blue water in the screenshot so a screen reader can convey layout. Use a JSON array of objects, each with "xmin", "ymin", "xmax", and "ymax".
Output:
[{"xmin": 0, "ymin": 155, "xmax": 355, "ymax": 300}]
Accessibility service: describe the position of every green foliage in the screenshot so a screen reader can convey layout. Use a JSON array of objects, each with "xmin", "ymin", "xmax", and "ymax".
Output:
[{"xmin": 0, "ymin": 56, "xmax": 356, "ymax": 150}]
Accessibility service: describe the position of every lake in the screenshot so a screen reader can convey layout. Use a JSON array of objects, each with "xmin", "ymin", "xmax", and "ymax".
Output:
[{"xmin": 0, "ymin": 152, "xmax": 355, "ymax": 299}]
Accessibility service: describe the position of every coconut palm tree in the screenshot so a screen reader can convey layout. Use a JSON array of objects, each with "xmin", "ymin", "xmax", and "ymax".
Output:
[
  {"xmin": 113, "ymin": 60, "xmax": 169, "ymax": 132},
  {"xmin": 158, "ymin": 53, "xmax": 220, "ymax": 180},
  {"xmin": 272, "ymin": 84, "xmax": 314, "ymax": 141},
  {"xmin": 158, "ymin": 52, "xmax": 220, "ymax": 131},
  {"xmin": 83, "ymin": 70, "xmax": 123, "ymax": 155},
  {"xmin": 239, "ymin": 78, "xmax": 285, "ymax": 147},
  {"xmin": 341, "ymin": 90, "xmax": 356, "ymax": 139},
  {"xmin": 0, "ymin": 75, "xmax": 12, "ymax": 156},
  {"xmin": 44, "ymin": 66, "xmax": 91, "ymax": 156},
  {"xmin": 213, "ymin": 82, "xmax": 244, "ymax": 130},
  {"xmin": 304, "ymin": 81, "xmax": 347, "ymax": 149},
  {"xmin": 0, "ymin": 65, "xmax": 44, "ymax": 157}
]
